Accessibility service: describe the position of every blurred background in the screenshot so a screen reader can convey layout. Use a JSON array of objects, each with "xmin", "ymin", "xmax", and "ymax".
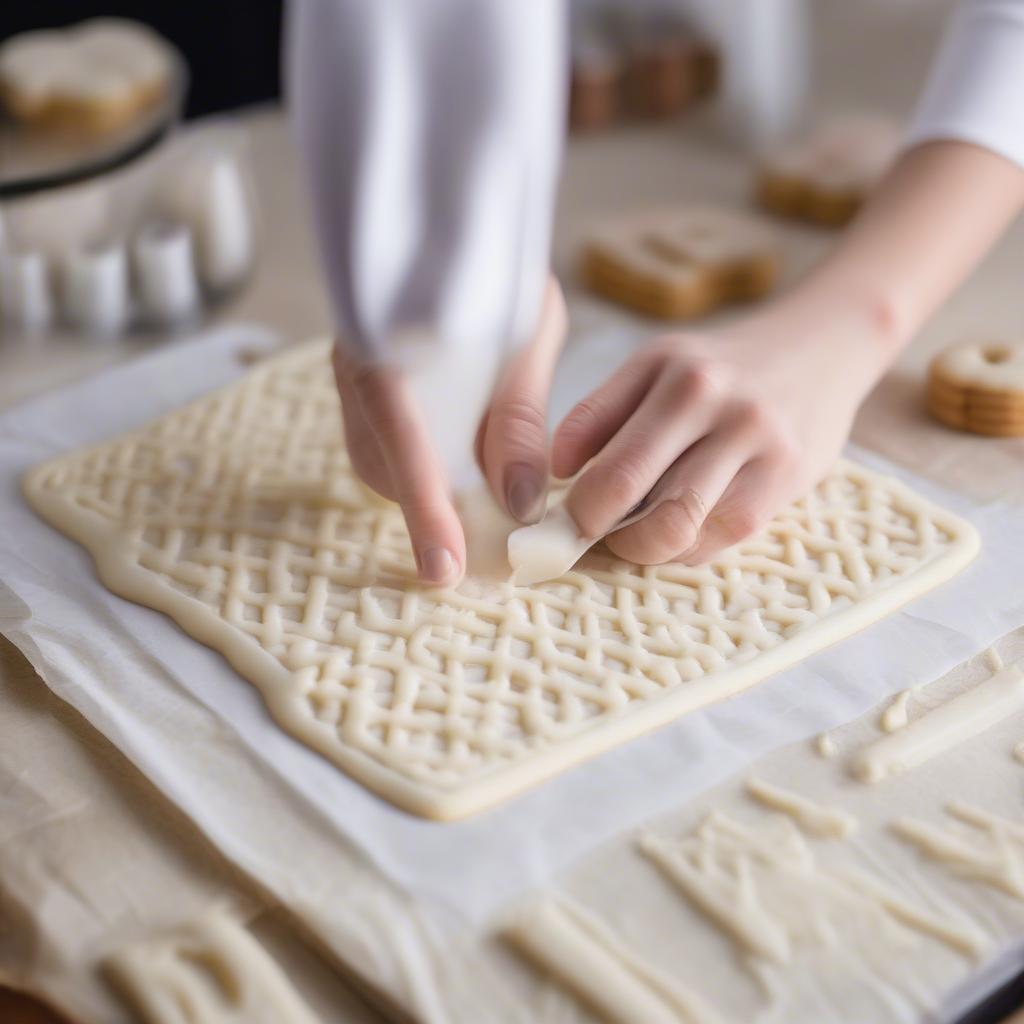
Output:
[
  {"xmin": 9, "ymin": 4, "xmax": 1024, "ymax": 1024},
  {"xmin": 1, "ymin": 2, "xmax": 284, "ymax": 118},
  {"xmin": 0, "ymin": 0, "xmax": 948, "ymax": 120},
  {"xmin": 0, "ymin": 0, "xmax": 954, "ymax": 444}
]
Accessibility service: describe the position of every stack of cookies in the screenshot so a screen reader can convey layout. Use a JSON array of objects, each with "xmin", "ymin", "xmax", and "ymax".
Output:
[
  {"xmin": 926, "ymin": 340, "xmax": 1024, "ymax": 437},
  {"xmin": 569, "ymin": 9, "xmax": 718, "ymax": 133}
]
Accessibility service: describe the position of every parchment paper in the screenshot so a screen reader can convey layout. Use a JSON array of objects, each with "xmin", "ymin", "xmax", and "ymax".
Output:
[{"xmin": 2, "ymin": 323, "xmax": 1023, "ymax": 935}]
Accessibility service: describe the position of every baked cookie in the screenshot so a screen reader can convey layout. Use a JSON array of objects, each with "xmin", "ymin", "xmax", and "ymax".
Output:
[
  {"xmin": 0, "ymin": 18, "xmax": 173, "ymax": 136},
  {"xmin": 622, "ymin": 22, "xmax": 718, "ymax": 119},
  {"xmin": 569, "ymin": 10, "xmax": 717, "ymax": 131},
  {"xmin": 569, "ymin": 38, "xmax": 623, "ymax": 132},
  {"xmin": 756, "ymin": 116, "xmax": 899, "ymax": 227},
  {"xmin": 927, "ymin": 340, "xmax": 1024, "ymax": 437},
  {"xmin": 582, "ymin": 205, "xmax": 779, "ymax": 319}
]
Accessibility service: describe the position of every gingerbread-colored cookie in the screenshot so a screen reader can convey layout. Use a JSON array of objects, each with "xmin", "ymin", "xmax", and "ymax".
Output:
[
  {"xmin": 568, "ymin": 11, "xmax": 718, "ymax": 132},
  {"xmin": 927, "ymin": 408, "xmax": 1024, "ymax": 437},
  {"xmin": 756, "ymin": 116, "xmax": 899, "ymax": 228},
  {"xmin": 926, "ymin": 378, "xmax": 1024, "ymax": 408},
  {"xmin": 927, "ymin": 394, "xmax": 1024, "ymax": 421},
  {"xmin": 623, "ymin": 33, "xmax": 718, "ymax": 119},
  {"xmin": 569, "ymin": 39, "xmax": 623, "ymax": 132},
  {"xmin": 582, "ymin": 205, "xmax": 779, "ymax": 320},
  {"xmin": 926, "ymin": 340, "xmax": 1024, "ymax": 437}
]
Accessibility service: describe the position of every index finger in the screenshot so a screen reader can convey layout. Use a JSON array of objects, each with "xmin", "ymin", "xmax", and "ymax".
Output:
[{"xmin": 352, "ymin": 362, "xmax": 466, "ymax": 586}]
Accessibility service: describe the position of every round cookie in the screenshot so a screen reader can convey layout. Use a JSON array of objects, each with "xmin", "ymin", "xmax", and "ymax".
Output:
[
  {"xmin": 927, "ymin": 398, "xmax": 1024, "ymax": 426},
  {"xmin": 927, "ymin": 340, "xmax": 1024, "ymax": 437},
  {"xmin": 926, "ymin": 376, "xmax": 1024, "ymax": 406},
  {"xmin": 0, "ymin": 18, "xmax": 173, "ymax": 136}
]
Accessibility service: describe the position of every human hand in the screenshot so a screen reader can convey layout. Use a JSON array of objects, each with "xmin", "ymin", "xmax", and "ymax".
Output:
[
  {"xmin": 562, "ymin": 138, "xmax": 1024, "ymax": 567},
  {"xmin": 333, "ymin": 349, "xmax": 466, "ymax": 586},
  {"xmin": 553, "ymin": 300, "xmax": 893, "ymax": 565},
  {"xmin": 333, "ymin": 277, "xmax": 567, "ymax": 586},
  {"xmin": 549, "ymin": 140, "xmax": 1024, "ymax": 568}
]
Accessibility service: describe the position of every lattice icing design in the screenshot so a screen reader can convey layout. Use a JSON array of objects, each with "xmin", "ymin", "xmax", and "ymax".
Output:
[{"xmin": 23, "ymin": 340, "xmax": 979, "ymax": 819}]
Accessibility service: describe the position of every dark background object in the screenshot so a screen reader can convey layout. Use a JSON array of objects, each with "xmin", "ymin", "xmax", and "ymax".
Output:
[
  {"xmin": 0, "ymin": 987, "xmax": 76, "ymax": 1024},
  {"xmin": 956, "ymin": 967, "xmax": 1024, "ymax": 1024},
  {"xmin": 0, "ymin": 1, "xmax": 284, "ymax": 118}
]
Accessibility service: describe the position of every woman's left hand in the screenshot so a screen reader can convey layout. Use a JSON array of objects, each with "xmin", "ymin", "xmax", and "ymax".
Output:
[{"xmin": 552, "ymin": 299, "xmax": 893, "ymax": 565}]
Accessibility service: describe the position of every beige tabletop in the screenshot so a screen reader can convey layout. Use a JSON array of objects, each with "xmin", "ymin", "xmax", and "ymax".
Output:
[
  {"xmin": 0, "ymin": 96, "xmax": 396, "ymax": 1024},
  {"xmin": 3, "ymin": 2, "xmax": 1024, "ymax": 1021}
]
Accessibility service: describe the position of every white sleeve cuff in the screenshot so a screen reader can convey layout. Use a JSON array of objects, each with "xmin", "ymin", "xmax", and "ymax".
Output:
[{"xmin": 906, "ymin": 0, "xmax": 1024, "ymax": 169}]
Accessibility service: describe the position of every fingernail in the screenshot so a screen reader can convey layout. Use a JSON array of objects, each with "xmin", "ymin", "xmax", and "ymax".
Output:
[
  {"xmin": 419, "ymin": 546, "xmax": 456, "ymax": 584},
  {"xmin": 504, "ymin": 462, "xmax": 545, "ymax": 523},
  {"xmin": 621, "ymin": 493, "xmax": 652, "ymax": 524}
]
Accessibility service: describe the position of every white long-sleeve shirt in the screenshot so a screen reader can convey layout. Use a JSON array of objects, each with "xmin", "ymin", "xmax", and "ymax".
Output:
[
  {"xmin": 286, "ymin": 0, "xmax": 566, "ymax": 486},
  {"xmin": 907, "ymin": 0, "xmax": 1024, "ymax": 169},
  {"xmin": 287, "ymin": 0, "xmax": 1024, "ymax": 390},
  {"xmin": 286, "ymin": 0, "xmax": 565, "ymax": 365}
]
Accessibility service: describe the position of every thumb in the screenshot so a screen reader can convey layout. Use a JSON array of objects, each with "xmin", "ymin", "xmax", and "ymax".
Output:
[{"xmin": 479, "ymin": 278, "xmax": 568, "ymax": 523}]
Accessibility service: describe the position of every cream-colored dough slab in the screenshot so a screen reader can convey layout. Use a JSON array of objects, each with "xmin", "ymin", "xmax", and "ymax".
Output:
[
  {"xmin": 105, "ymin": 907, "xmax": 320, "ymax": 1024},
  {"xmin": 504, "ymin": 895, "xmax": 723, "ymax": 1024},
  {"xmin": 853, "ymin": 661, "xmax": 1024, "ymax": 783},
  {"xmin": 745, "ymin": 775, "xmax": 857, "ymax": 839},
  {"xmin": 23, "ymin": 339, "xmax": 980, "ymax": 820}
]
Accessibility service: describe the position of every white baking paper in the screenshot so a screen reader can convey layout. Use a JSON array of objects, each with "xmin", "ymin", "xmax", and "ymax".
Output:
[{"xmin": 2, "ymin": 323, "xmax": 1024, "ymax": 931}]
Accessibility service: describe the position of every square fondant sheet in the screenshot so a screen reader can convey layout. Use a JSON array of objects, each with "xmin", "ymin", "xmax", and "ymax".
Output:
[{"xmin": 24, "ymin": 338, "xmax": 977, "ymax": 819}]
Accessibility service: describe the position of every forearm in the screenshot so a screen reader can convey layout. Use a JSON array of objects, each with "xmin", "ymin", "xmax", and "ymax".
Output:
[
  {"xmin": 814, "ymin": 140, "xmax": 1023, "ymax": 350},
  {"xmin": 743, "ymin": 0, "xmax": 1024, "ymax": 383},
  {"xmin": 570, "ymin": 140, "xmax": 1023, "ymax": 564},
  {"xmin": 744, "ymin": 140, "xmax": 1024, "ymax": 388}
]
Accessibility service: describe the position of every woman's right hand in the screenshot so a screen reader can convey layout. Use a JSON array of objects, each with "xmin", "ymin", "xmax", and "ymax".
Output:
[{"xmin": 333, "ymin": 278, "xmax": 568, "ymax": 586}]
